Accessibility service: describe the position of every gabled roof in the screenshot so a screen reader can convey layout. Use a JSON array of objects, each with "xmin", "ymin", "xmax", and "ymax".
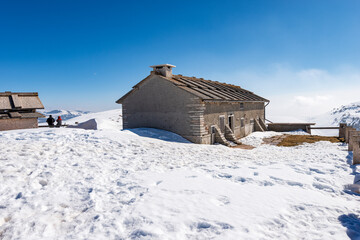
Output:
[
  {"xmin": 0, "ymin": 92, "xmax": 45, "ymax": 110},
  {"xmin": 116, "ymin": 73, "xmax": 269, "ymax": 104}
]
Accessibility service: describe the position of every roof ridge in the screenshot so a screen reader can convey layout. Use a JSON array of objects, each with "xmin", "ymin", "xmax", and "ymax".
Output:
[{"xmin": 0, "ymin": 92, "xmax": 39, "ymax": 96}]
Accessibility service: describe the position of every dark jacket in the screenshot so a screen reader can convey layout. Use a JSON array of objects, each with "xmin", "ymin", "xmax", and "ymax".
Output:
[{"xmin": 46, "ymin": 116, "xmax": 55, "ymax": 126}]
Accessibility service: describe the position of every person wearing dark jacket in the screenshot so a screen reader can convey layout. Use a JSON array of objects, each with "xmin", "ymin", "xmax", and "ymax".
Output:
[
  {"xmin": 56, "ymin": 116, "xmax": 62, "ymax": 127},
  {"xmin": 46, "ymin": 115, "xmax": 55, "ymax": 127}
]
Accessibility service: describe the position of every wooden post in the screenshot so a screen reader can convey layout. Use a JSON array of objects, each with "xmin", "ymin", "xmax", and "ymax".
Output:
[
  {"xmin": 339, "ymin": 123, "xmax": 347, "ymax": 139},
  {"xmin": 349, "ymin": 130, "xmax": 360, "ymax": 151},
  {"xmin": 353, "ymin": 136, "xmax": 360, "ymax": 165},
  {"xmin": 345, "ymin": 127, "xmax": 355, "ymax": 143}
]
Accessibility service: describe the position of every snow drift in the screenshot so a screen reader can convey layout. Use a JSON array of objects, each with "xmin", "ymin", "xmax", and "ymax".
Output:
[
  {"xmin": 67, "ymin": 118, "xmax": 98, "ymax": 130},
  {"xmin": 65, "ymin": 109, "xmax": 122, "ymax": 130}
]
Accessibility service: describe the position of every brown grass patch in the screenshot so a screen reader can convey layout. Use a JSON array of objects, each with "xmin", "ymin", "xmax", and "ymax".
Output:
[
  {"xmin": 232, "ymin": 144, "xmax": 255, "ymax": 150},
  {"xmin": 276, "ymin": 135, "xmax": 342, "ymax": 147}
]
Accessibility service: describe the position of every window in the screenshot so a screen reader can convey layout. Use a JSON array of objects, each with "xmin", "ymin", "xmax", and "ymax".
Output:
[
  {"xmin": 240, "ymin": 118, "xmax": 245, "ymax": 128},
  {"xmin": 240, "ymin": 103, "xmax": 244, "ymax": 110}
]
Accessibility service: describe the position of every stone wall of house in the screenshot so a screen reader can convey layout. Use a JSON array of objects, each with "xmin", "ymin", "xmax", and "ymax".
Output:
[
  {"xmin": 121, "ymin": 75, "xmax": 207, "ymax": 143},
  {"xmin": 0, "ymin": 118, "xmax": 38, "ymax": 131},
  {"xmin": 203, "ymin": 102, "xmax": 265, "ymax": 142}
]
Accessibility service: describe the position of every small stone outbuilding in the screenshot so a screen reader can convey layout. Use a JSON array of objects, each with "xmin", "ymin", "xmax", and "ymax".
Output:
[
  {"xmin": 116, "ymin": 64, "xmax": 269, "ymax": 145},
  {"xmin": 0, "ymin": 92, "xmax": 45, "ymax": 131}
]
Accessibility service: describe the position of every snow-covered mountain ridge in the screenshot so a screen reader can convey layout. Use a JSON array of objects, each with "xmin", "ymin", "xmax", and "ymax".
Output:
[
  {"xmin": 38, "ymin": 110, "xmax": 91, "ymax": 123},
  {"xmin": 310, "ymin": 101, "xmax": 360, "ymax": 131},
  {"xmin": 330, "ymin": 102, "xmax": 360, "ymax": 129}
]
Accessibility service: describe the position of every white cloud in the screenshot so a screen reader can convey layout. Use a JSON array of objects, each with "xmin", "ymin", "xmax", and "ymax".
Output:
[
  {"xmin": 213, "ymin": 65, "xmax": 360, "ymax": 121},
  {"xmin": 267, "ymin": 88, "xmax": 360, "ymax": 122},
  {"xmin": 293, "ymin": 95, "xmax": 331, "ymax": 106}
]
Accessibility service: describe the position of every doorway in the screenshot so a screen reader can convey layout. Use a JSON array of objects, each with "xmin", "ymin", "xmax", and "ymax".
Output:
[
  {"xmin": 228, "ymin": 114, "xmax": 234, "ymax": 131},
  {"xmin": 219, "ymin": 115, "xmax": 225, "ymax": 133},
  {"xmin": 211, "ymin": 126, "xmax": 216, "ymax": 144}
]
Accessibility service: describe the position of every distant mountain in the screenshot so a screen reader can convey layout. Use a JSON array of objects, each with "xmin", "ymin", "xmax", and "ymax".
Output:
[
  {"xmin": 38, "ymin": 110, "xmax": 91, "ymax": 123},
  {"xmin": 330, "ymin": 102, "xmax": 360, "ymax": 129},
  {"xmin": 309, "ymin": 102, "xmax": 360, "ymax": 134}
]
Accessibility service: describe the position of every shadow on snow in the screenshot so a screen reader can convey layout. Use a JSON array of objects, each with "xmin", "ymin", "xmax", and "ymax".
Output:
[
  {"xmin": 338, "ymin": 214, "xmax": 360, "ymax": 240},
  {"xmin": 124, "ymin": 128, "xmax": 191, "ymax": 144}
]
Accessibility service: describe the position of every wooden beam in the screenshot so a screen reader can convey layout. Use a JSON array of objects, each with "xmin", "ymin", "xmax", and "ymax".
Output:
[{"xmin": 310, "ymin": 127, "xmax": 340, "ymax": 130}]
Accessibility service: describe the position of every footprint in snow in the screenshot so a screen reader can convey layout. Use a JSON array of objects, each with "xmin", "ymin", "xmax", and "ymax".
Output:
[
  {"xmin": 197, "ymin": 222, "xmax": 211, "ymax": 229},
  {"xmin": 185, "ymin": 175, "xmax": 198, "ymax": 178},
  {"xmin": 269, "ymin": 176, "xmax": 304, "ymax": 187},
  {"xmin": 39, "ymin": 180, "xmax": 48, "ymax": 187},
  {"xmin": 235, "ymin": 177, "xmax": 249, "ymax": 183},
  {"xmin": 15, "ymin": 192, "xmax": 22, "ymax": 199},
  {"xmin": 309, "ymin": 168, "xmax": 326, "ymax": 174},
  {"xmin": 211, "ymin": 195, "xmax": 230, "ymax": 206},
  {"xmin": 130, "ymin": 229, "xmax": 153, "ymax": 239},
  {"xmin": 312, "ymin": 183, "xmax": 335, "ymax": 193},
  {"xmin": 191, "ymin": 220, "xmax": 234, "ymax": 234},
  {"xmin": 217, "ymin": 173, "xmax": 232, "ymax": 179}
]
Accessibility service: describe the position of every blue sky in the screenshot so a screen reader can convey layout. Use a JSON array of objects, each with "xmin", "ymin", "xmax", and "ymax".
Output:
[{"xmin": 1, "ymin": 0, "xmax": 359, "ymax": 117}]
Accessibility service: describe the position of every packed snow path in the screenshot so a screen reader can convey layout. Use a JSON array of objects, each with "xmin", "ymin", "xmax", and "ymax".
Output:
[{"xmin": 0, "ymin": 128, "xmax": 360, "ymax": 239}]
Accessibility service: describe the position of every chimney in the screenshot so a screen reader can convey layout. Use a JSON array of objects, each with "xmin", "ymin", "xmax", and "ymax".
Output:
[{"xmin": 150, "ymin": 64, "xmax": 176, "ymax": 78}]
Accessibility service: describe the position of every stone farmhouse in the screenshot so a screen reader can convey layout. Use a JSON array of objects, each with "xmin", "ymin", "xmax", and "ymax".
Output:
[
  {"xmin": 0, "ymin": 92, "xmax": 45, "ymax": 131},
  {"xmin": 116, "ymin": 64, "xmax": 269, "ymax": 145}
]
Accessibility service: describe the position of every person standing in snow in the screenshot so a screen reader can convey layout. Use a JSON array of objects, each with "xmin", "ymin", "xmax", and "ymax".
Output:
[
  {"xmin": 46, "ymin": 115, "xmax": 55, "ymax": 127},
  {"xmin": 56, "ymin": 116, "xmax": 62, "ymax": 127}
]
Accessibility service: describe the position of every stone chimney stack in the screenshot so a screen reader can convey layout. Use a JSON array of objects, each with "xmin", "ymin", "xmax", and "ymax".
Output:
[{"xmin": 150, "ymin": 64, "xmax": 176, "ymax": 78}]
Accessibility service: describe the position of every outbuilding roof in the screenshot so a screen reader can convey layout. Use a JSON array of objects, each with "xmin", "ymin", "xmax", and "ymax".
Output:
[
  {"xmin": 0, "ymin": 112, "xmax": 45, "ymax": 119},
  {"xmin": 117, "ymin": 73, "xmax": 269, "ymax": 104},
  {"xmin": 0, "ymin": 92, "xmax": 44, "ymax": 110}
]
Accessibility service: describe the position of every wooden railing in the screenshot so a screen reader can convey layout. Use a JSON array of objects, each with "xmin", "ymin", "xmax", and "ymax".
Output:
[{"xmin": 310, "ymin": 127, "xmax": 339, "ymax": 130}]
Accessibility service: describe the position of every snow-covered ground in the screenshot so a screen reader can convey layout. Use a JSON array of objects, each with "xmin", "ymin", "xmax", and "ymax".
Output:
[{"xmin": 1, "ymin": 111, "xmax": 360, "ymax": 239}]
